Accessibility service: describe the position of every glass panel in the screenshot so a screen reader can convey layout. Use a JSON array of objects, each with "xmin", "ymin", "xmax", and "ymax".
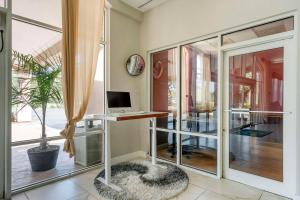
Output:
[
  {"xmin": 181, "ymin": 135, "xmax": 217, "ymax": 174},
  {"xmin": 86, "ymin": 45, "xmax": 105, "ymax": 116},
  {"xmin": 11, "ymin": 6, "xmax": 105, "ymax": 191},
  {"xmin": 0, "ymin": 0, "xmax": 4, "ymax": 7},
  {"xmin": 12, "ymin": 0, "xmax": 62, "ymax": 27},
  {"xmin": 12, "ymin": 20, "xmax": 61, "ymax": 55},
  {"xmin": 181, "ymin": 38, "xmax": 218, "ymax": 135},
  {"xmin": 151, "ymin": 48, "xmax": 177, "ymax": 130},
  {"xmin": 222, "ymin": 17, "xmax": 294, "ymax": 45},
  {"xmin": 11, "ymin": 20, "xmax": 63, "ymax": 142},
  {"xmin": 151, "ymin": 130, "xmax": 177, "ymax": 163},
  {"xmin": 229, "ymin": 47, "xmax": 284, "ymax": 181},
  {"xmin": 11, "ymin": 22, "xmax": 105, "ymax": 190}
]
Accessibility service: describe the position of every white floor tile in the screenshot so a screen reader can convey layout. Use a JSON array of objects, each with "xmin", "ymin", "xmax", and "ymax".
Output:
[
  {"xmin": 259, "ymin": 192, "xmax": 290, "ymax": 200},
  {"xmin": 69, "ymin": 169, "xmax": 102, "ymax": 198},
  {"xmin": 12, "ymin": 193, "xmax": 28, "ymax": 200},
  {"xmin": 66, "ymin": 193, "xmax": 99, "ymax": 200},
  {"xmin": 25, "ymin": 180, "xmax": 86, "ymax": 200},
  {"xmin": 172, "ymin": 184, "xmax": 205, "ymax": 200},
  {"xmin": 18, "ymin": 161, "xmax": 292, "ymax": 200},
  {"xmin": 196, "ymin": 191, "xmax": 233, "ymax": 200},
  {"xmin": 186, "ymin": 171, "xmax": 262, "ymax": 200}
]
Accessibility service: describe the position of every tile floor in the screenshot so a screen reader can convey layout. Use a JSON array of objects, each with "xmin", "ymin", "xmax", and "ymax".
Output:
[{"xmin": 12, "ymin": 160, "xmax": 290, "ymax": 200}]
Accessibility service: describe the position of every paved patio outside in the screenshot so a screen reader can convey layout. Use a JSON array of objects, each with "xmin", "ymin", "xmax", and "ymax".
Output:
[
  {"xmin": 12, "ymin": 108, "xmax": 66, "ymax": 142},
  {"xmin": 11, "ymin": 108, "xmax": 103, "ymax": 191},
  {"xmin": 11, "ymin": 139, "xmax": 86, "ymax": 190}
]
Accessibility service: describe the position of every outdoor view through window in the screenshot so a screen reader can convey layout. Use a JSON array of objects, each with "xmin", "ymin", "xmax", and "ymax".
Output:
[{"xmin": 11, "ymin": 0, "xmax": 105, "ymax": 190}]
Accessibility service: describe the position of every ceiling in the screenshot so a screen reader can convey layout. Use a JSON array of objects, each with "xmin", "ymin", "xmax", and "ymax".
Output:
[{"xmin": 121, "ymin": 0, "xmax": 169, "ymax": 12}]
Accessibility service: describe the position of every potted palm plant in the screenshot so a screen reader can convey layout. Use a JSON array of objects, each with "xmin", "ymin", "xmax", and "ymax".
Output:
[{"xmin": 12, "ymin": 49, "xmax": 63, "ymax": 171}]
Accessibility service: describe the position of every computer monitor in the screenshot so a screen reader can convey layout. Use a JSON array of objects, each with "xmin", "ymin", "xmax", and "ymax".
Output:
[{"xmin": 106, "ymin": 91, "xmax": 132, "ymax": 113}]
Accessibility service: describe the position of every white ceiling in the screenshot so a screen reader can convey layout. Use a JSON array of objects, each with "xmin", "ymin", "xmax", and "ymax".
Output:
[{"xmin": 121, "ymin": 0, "xmax": 169, "ymax": 12}]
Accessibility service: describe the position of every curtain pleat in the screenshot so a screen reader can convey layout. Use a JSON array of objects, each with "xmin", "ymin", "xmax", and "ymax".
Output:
[{"xmin": 60, "ymin": 0, "xmax": 105, "ymax": 157}]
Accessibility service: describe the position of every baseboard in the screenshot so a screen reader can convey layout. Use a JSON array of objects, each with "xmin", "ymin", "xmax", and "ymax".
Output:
[{"xmin": 111, "ymin": 151, "xmax": 146, "ymax": 165}]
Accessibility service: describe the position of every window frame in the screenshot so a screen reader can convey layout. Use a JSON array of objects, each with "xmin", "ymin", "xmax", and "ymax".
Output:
[
  {"xmin": 10, "ymin": 1, "xmax": 110, "ymax": 194},
  {"xmin": 11, "ymin": 7, "xmax": 107, "ymax": 147}
]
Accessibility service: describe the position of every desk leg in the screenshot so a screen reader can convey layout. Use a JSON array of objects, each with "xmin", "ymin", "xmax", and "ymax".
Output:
[
  {"xmin": 97, "ymin": 120, "xmax": 122, "ymax": 191},
  {"xmin": 105, "ymin": 119, "xmax": 111, "ymax": 184},
  {"xmin": 152, "ymin": 117, "xmax": 157, "ymax": 165}
]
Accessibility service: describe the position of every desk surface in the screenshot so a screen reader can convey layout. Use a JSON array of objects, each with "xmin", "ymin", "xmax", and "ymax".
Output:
[{"xmin": 95, "ymin": 112, "xmax": 168, "ymax": 121}]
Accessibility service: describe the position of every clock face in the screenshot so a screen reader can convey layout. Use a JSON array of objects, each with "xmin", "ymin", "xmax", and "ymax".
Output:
[{"xmin": 153, "ymin": 61, "xmax": 164, "ymax": 79}]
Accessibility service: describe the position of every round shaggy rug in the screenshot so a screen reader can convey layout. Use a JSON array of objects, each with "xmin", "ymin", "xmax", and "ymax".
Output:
[{"xmin": 94, "ymin": 159, "xmax": 189, "ymax": 200}]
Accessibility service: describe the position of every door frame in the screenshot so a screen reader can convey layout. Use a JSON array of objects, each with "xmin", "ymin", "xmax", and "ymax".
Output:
[
  {"xmin": 221, "ymin": 33, "xmax": 297, "ymax": 198},
  {"xmin": 0, "ymin": 0, "xmax": 12, "ymax": 199}
]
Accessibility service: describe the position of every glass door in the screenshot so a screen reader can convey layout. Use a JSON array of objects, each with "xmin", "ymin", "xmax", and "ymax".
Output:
[{"xmin": 223, "ymin": 39, "xmax": 296, "ymax": 197}]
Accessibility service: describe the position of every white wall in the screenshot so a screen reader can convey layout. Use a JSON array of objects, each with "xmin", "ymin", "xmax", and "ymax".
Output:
[
  {"xmin": 108, "ymin": 0, "xmax": 144, "ymax": 157},
  {"xmin": 140, "ymin": 0, "xmax": 300, "ymax": 51},
  {"xmin": 138, "ymin": 0, "xmax": 300, "ymax": 197}
]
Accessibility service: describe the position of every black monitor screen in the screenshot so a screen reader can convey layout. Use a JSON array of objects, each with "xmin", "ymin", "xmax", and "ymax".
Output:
[{"xmin": 107, "ymin": 91, "xmax": 131, "ymax": 108}]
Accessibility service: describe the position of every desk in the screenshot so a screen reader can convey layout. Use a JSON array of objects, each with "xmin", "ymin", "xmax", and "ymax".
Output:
[{"xmin": 97, "ymin": 112, "xmax": 168, "ymax": 190}]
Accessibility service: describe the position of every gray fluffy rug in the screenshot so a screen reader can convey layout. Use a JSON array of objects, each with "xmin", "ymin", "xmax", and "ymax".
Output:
[{"xmin": 94, "ymin": 159, "xmax": 189, "ymax": 200}]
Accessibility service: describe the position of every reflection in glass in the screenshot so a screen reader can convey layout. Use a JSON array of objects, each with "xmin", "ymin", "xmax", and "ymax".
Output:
[
  {"xmin": 151, "ymin": 130, "xmax": 177, "ymax": 163},
  {"xmin": 229, "ymin": 48, "xmax": 283, "ymax": 181},
  {"xmin": 181, "ymin": 135, "xmax": 217, "ymax": 174},
  {"xmin": 151, "ymin": 49, "xmax": 177, "ymax": 130},
  {"xmin": 222, "ymin": 17, "xmax": 294, "ymax": 45},
  {"xmin": 181, "ymin": 38, "xmax": 218, "ymax": 134}
]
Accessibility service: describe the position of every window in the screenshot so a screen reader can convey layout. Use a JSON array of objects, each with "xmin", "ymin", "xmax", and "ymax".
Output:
[
  {"xmin": 12, "ymin": 0, "xmax": 62, "ymax": 27},
  {"xmin": 86, "ymin": 45, "xmax": 105, "ymax": 116},
  {"xmin": 151, "ymin": 48, "xmax": 177, "ymax": 130},
  {"xmin": 11, "ymin": 3, "xmax": 107, "ymax": 191},
  {"xmin": 181, "ymin": 135, "xmax": 217, "ymax": 174},
  {"xmin": 222, "ymin": 17, "xmax": 294, "ymax": 45},
  {"xmin": 12, "ymin": 20, "xmax": 63, "ymax": 142},
  {"xmin": 151, "ymin": 130, "xmax": 177, "ymax": 163},
  {"xmin": 150, "ymin": 38, "xmax": 219, "ymax": 172},
  {"xmin": 181, "ymin": 38, "xmax": 218, "ymax": 135},
  {"xmin": 228, "ymin": 48, "xmax": 284, "ymax": 181}
]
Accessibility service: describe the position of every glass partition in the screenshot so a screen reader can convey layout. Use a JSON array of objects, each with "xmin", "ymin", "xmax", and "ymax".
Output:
[
  {"xmin": 153, "ymin": 130, "xmax": 177, "ymax": 163},
  {"xmin": 86, "ymin": 45, "xmax": 105, "ymax": 116},
  {"xmin": 228, "ymin": 48, "xmax": 284, "ymax": 181},
  {"xmin": 11, "ymin": 3, "xmax": 106, "ymax": 190},
  {"xmin": 181, "ymin": 135, "xmax": 217, "ymax": 174},
  {"xmin": 181, "ymin": 38, "xmax": 218, "ymax": 135},
  {"xmin": 12, "ymin": 0, "xmax": 62, "ymax": 27},
  {"xmin": 11, "ymin": 20, "xmax": 63, "ymax": 142},
  {"xmin": 222, "ymin": 17, "xmax": 294, "ymax": 45},
  {"xmin": 151, "ymin": 48, "xmax": 177, "ymax": 130}
]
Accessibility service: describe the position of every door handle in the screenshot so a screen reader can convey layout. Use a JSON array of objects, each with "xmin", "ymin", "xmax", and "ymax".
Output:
[
  {"xmin": 223, "ymin": 109, "xmax": 292, "ymax": 114},
  {"xmin": 223, "ymin": 108, "xmax": 249, "ymax": 114},
  {"xmin": 0, "ymin": 30, "xmax": 3, "ymax": 53}
]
